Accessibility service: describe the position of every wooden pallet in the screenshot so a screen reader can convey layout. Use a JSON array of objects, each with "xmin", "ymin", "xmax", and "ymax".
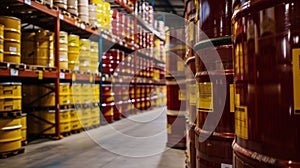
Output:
[
  {"xmin": 27, "ymin": 65, "xmax": 57, "ymax": 72},
  {"xmin": 21, "ymin": 140, "xmax": 28, "ymax": 146},
  {"xmin": 0, "ymin": 148, "xmax": 25, "ymax": 159},
  {"xmin": 71, "ymin": 128, "xmax": 83, "ymax": 134},
  {"xmin": 60, "ymin": 69, "xmax": 71, "ymax": 73},
  {"xmin": 0, "ymin": 62, "xmax": 27, "ymax": 70},
  {"xmin": 0, "ymin": 111, "xmax": 22, "ymax": 119}
]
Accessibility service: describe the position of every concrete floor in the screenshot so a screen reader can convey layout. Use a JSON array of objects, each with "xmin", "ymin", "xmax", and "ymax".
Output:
[{"xmin": 0, "ymin": 107, "xmax": 185, "ymax": 168}]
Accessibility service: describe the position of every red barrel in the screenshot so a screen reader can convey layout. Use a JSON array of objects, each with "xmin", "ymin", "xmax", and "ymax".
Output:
[
  {"xmin": 166, "ymin": 79, "xmax": 186, "ymax": 111},
  {"xmin": 193, "ymin": 0, "xmax": 234, "ymax": 166},
  {"xmin": 167, "ymin": 110, "xmax": 186, "ymax": 149},
  {"xmin": 232, "ymin": 0, "xmax": 300, "ymax": 167},
  {"xmin": 102, "ymin": 84, "xmax": 114, "ymax": 123}
]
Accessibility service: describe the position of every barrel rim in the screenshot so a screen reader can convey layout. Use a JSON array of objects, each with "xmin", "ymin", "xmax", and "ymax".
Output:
[{"xmin": 194, "ymin": 36, "xmax": 233, "ymax": 51}]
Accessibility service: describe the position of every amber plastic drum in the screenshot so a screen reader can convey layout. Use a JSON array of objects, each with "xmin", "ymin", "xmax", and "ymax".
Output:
[{"xmin": 232, "ymin": 0, "xmax": 300, "ymax": 167}]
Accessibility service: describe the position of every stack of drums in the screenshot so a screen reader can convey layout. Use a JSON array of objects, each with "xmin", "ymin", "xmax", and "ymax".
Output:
[
  {"xmin": 22, "ymin": 83, "xmax": 70, "ymax": 108},
  {"xmin": 69, "ymin": 108, "xmax": 83, "ymax": 131},
  {"xmin": 0, "ymin": 16, "xmax": 21, "ymax": 63},
  {"xmin": 79, "ymin": 39, "xmax": 91, "ymax": 73},
  {"xmin": 54, "ymin": 0, "xmax": 67, "ymax": 10},
  {"xmin": 184, "ymin": 0, "xmax": 197, "ymax": 167},
  {"xmin": 101, "ymin": 84, "xmax": 114, "ymax": 123},
  {"xmin": 22, "ymin": 30, "xmax": 54, "ymax": 67},
  {"xmin": 60, "ymin": 31, "xmax": 68, "ymax": 69},
  {"xmin": 90, "ymin": 41, "xmax": 99, "ymax": 74},
  {"xmin": 0, "ymin": 24, "xmax": 3, "ymax": 61},
  {"xmin": 0, "ymin": 117, "xmax": 22, "ymax": 154},
  {"xmin": 68, "ymin": 34, "xmax": 79, "ymax": 71},
  {"xmin": 232, "ymin": 0, "xmax": 300, "ymax": 167},
  {"xmin": 67, "ymin": 0, "xmax": 78, "ymax": 16},
  {"xmin": 89, "ymin": 4, "xmax": 97, "ymax": 27},
  {"xmin": 90, "ymin": 0, "xmax": 104, "ymax": 28},
  {"xmin": 165, "ymin": 28, "xmax": 187, "ymax": 149},
  {"xmin": 78, "ymin": 0, "xmax": 89, "ymax": 23},
  {"xmin": 193, "ymin": 0, "xmax": 234, "ymax": 167},
  {"xmin": 112, "ymin": 84, "xmax": 123, "ymax": 120},
  {"xmin": 90, "ymin": 105, "xmax": 100, "ymax": 126},
  {"xmin": 107, "ymin": 49, "xmax": 120, "ymax": 75},
  {"xmin": 166, "ymin": 79, "xmax": 187, "ymax": 149},
  {"xmin": 28, "ymin": 109, "xmax": 71, "ymax": 135}
]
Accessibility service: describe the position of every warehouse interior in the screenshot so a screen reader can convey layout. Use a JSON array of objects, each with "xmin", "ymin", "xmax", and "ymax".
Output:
[{"xmin": 0, "ymin": 0, "xmax": 300, "ymax": 168}]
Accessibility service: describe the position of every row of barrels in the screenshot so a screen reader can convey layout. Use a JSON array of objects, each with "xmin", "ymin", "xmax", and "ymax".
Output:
[
  {"xmin": 0, "ymin": 83, "xmax": 26, "ymax": 155},
  {"xmin": 180, "ymin": 0, "xmax": 300, "ymax": 168},
  {"xmin": 101, "ymin": 84, "xmax": 166, "ymax": 123}
]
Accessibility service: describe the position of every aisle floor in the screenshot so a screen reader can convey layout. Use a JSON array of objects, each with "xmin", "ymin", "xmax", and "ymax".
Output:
[{"xmin": 0, "ymin": 107, "xmax": 185, "ymax": 168}]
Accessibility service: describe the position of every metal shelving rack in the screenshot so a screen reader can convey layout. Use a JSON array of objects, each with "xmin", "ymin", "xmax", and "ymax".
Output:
[{"xmin": 0, "ymin": 0, "xmax": 166, "ymax": 139}]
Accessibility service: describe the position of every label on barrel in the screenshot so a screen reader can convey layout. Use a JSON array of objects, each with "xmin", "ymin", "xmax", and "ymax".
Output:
[
  {"xmin": 198, "ymin": 82, "xmax": 213, "ymax": 112},
  {"xmin": 235, "ymin": 106, "xmax": 248, "ymax": 139},
  {"xmin": 293, "ymin": 48, "xmax": 300, "ymax": 114},
  {"xmin": 167, "ymin": 124, "xmax": 172, "ymax": 134},
  {"xmin": 230, "ymin": 84, "xmax": 235, "ymax": 112},
  {"xmin": 189, "ymin": 84, "xmax": 197, "ymax": 105},
  {"xmin": 178, "ymin": 89, "xmax": 186, "ymax": 101},
  {"xmin": 177, "ymin": 61, "xmax": 184, "ymax": 71},
  {"xmin": 221, "ymin": 163, "xmax": 232, "ymax": 168},
  {"xmin": 9, "ymin": 47, "xmax": 17, "ymax": 52}
]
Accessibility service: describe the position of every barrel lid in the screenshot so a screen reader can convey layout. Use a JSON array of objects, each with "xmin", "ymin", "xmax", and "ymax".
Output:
[
  {"xmin": 0, "ymin": 82, "xmax": 22, "ymax": 85},
  {"xmin": 69, "ymin": 34, "xmax": 79, "ymax": 37},
  {"xmin": 0, "ymin": 16, "xmax": 21, "ymax": 21},
  {"xmin": 80, "ymin": 39, "xmax": 90, "ymax": 42},
  {"xmin": 60, "ymin": 31, "xmax": 68, "ymax": 34}
]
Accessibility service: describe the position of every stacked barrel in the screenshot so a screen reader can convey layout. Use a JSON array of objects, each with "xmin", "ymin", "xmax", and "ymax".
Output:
[
  {"xmin": 193, "ymin": 0, "xmax": 234, "ymax": 167},
  {"xmin": 0, "ymin": 16, "xmax": 21, "ymax": 63},
  {"xmin": 232, "ymin": 0, "xmax": 300, "ymax": 167},
  {"xmin": 78, "ymin": 0, "xmax": 89, "ymax": 23},
  {"xmin": 68, "ymin": 34, "xmax": 80, "ymax": 71},
  {"xmin": 67, "ymin": 0, "xmax": 78, "ymax": 16},
  {"xmin": 89, "ymin": 0, "xmax": 111, "ymax": 30},
  {"xmin": 111, "ymin": 9, "xmax": 134, "ymax": 43},
  {"xmin": 22, "ymin": 30, "xmax": 55, "ymax": 67},
  {"xmin": 0, "ymin": 83, "xmax": 24, "ymax": 155},
  {"xmin": 184, "ymin": 0, "xmax": 197, "ymax": 167},
  {"xmin": 90, "ymin": 42, "xmax": 99, "ymax": 74},
  {"xmin": 165, "ymin": 28, "xmax": 187, "ymax": 149},
  {"xmin": 0, "ymin": 24, "xmax": 3, "ymax": 61},
  {"xmin": 79, "ymin": 39, "xmax": 90, "ymax": 73},
  {"xmin": 24, "ymin": 83, "xmax": 71, "ymax": 136},
  {"xmin": 101, "ymin": 84, "xmax": 114, "ymax": 123},
  {"xmin": 59, "ymin": 31, "xmax": 69, "ymax": 70}
]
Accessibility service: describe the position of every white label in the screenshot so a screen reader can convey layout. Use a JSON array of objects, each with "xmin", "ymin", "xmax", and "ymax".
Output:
[
  {"xmin": 10, "ymin": 69, "xmax": 18, "ymax": 76},
  {"xmin": 60, "ymin": 73, "xmax": 65, "ymax": 79},
  {"xmin": 221, "ymin": 163, "xmax": 232, "ymax": 168},
  {"xmin": 74, "ymin": 66, "xmax": 79, "ymax": 71},
  {"xmin": 84, "ymin": 61, "xmax": 90, "ymax": 66},
  {"xmin": 59, "ymin": 14, "xmax": 64, "ymax": 20},
  {"xmin": 24, "ymin": 0, "xmax": 31, "ymax": 5},
  {"xmin": 80, "ymin": 23, "xmax": 86, "ymax": 30},
  {"xmin": 60, "ymin": 55, "xmax": 67, "ymax": 61},
  {"xmin": 9, "ymin": 47, "xmax": 17, "ymax": 52}
]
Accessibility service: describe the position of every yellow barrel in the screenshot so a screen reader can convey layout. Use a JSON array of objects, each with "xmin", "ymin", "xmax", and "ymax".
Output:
[
  {"xmin": 70, "ymin": 108, "xmax": 82, "ymax": 131},
  {"xmin": 21, "ymin": 114, "xmax": 27, "ymax": 143},
  {"xmin": 22, "ymin": 30, "xmax": 54, "ymax": 67},
  {"xmin": 60, "ymin": 31, "xmax": 68, "ymax": 69},
  {"xmin": 0, "ymin": 16, "xmax": 21, "ymax": 63},
  {"xmin": 68, "ymin": 34, "xmax": 79, "ymax": 47},
  {"xmin": 68, "ymin": 34, "xmax": 79, "ymax": 70},
  {"xmin": 78, "ymin": 108, "xmax": 91, "ymax": 128},
  {"xmin": 90, "ymin": 41, "xmax": 98, "ymax": 53},
  {"xmin": 80, "ymin": 39, "xmax": 90, "ymax": 51},
  {"xmin": 0, "ymin": 24, "xmax": 3, "ymax": 62},
  {"xmin": 39, "ymin": 109, "xmax": 71, "ymax": 134},
  {"xmin": 0, "ymin": 99, "xmax": 22, "ymax": 112},
  {"xmin": 103, "ymin": 2, "xmax": 111, "ymax": 30},
  {"xmin": 41, "ymin": 83, "xmax": 70, "ymax": 96},
  {"xmin": 0, "ymin": 118, "xmax": 22, "ymax": 153},
  {"xmin": 0, "ymin": 83, "xmax": 22, "ymax": 99}
]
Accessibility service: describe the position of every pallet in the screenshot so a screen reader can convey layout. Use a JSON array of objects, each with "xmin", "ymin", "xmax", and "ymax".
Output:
[
  {"xmin": 71, "ymin": 128, "xmax": 83, "ymax": 134},
  {"xmin": 27, "ymin": 65, "xmax": 57, "ymax": 72},
  {"xmin": 0, "ymin": 111, "xmax": 22, "ymax": 119},
  {"xmin": 0, "ymin": 62, "xmax": 27, "ymax": 70},
  {"xmin": 21, "ymin": 140, "xmax": 28, "ymax": 146},
  {"xmin": 0, "ymin": 148, "xmax": 25, "ymax": 159},
  {"xmin": 61, "ymin": 131, "xmax": 71, "ymax": 137},
  {"xmin": 60, "ymin": 69, "xmax": 71, "ymax": 73}
]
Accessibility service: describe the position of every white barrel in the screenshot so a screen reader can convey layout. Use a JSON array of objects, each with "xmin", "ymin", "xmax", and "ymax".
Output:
[
  {"xmin": 54, "ymin": 0, "xmax": 67, "ymax": 10},
  {"xmin": 67, "ymin": 0, "xmax": 78, "ymax": 16}
]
